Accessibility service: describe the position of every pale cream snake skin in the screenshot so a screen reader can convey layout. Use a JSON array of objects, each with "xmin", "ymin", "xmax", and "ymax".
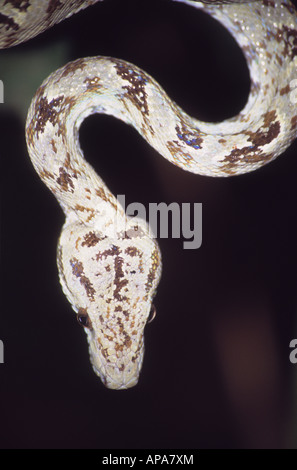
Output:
[{"xmin": 1, "ymin": 0, "xmax": 297, "ymax": 389}]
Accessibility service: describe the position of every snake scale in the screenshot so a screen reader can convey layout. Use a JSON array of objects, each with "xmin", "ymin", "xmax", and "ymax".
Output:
[{"xmin": 1, "ymin": 0, "xmax": 297, "ymax": 389}]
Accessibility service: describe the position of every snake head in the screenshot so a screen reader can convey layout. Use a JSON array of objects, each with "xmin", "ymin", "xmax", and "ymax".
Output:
[{"xmin": 57, "ymin": 219, "xmax": 162, "ymax": 389}]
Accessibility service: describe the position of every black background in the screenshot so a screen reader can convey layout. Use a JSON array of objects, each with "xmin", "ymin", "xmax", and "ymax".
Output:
[{"xmin": 1, "ymin": 0, "xmax": 297, "ymax": 449}]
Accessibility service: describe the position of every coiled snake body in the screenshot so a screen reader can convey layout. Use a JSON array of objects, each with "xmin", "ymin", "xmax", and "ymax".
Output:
[{"xmin": 1, "ymin": 0, "xmax": 297, "ymax": 389}]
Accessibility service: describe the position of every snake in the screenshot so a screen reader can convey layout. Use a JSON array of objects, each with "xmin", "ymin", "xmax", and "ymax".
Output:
[{"xmin": 1, "ymin": 0, "xmax": 297, "ymax": 389}]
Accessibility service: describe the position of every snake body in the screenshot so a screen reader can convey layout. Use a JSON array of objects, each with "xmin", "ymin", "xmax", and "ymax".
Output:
[{"xmin": 1, "ymin": 0, "xmax": 297, "ymax": 389}]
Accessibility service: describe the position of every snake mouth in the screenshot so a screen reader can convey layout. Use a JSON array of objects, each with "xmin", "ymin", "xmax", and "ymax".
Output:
[
  {"xmin": 93, "ymin": 365, "xmax": 140, "ymax": 390},
  {"xmin": 91, "ymin": 355, "xmax": 143, "ymax": 390},
  {"xmin": 86, "ymin": 331, "xmax": 144, "ymax": 390}
]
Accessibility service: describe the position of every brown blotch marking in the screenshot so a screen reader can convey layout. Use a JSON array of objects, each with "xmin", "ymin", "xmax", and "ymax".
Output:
[
  {"xmin": 51, "ymin": 138, "xmax": 57, "ymax": 153},
  {"xmin": 84, "ymin": 76, "xmax": 101, "ymax": 91},
  {"xmin": 115, "ymin": 305, "xmax": 130, "ymax": 319},
  {"xmin": 81, "ymin": 231, "xmax": 100, "ymax": 247},
  {"xmin": 114, "ymin": 60, "xmax": 149, "ymax": 116},
  {"xmin": 166, "ymin": 140, "xmax": 195, "ymax": 166},
  {"xmin": 125, "ymin": 245, "xmax": 144, "ymax": 274},
  {"xmin": 246, "ymin": 121, "xmax": 280, "ymax": 147},
  {"xmin": 114, "ymin": 61, "xmax": 156, "ymax": 136},
  {"xmin": 96, "ymin": 245, "xmax": 120, "ymax": 261},
  {"xmin": 34, "ymin": 95, "xmax": 64, "ymax": 136},
  {"xmin": 167, "ymin": 140, "xmax": 182, "ymax": 155},
  {"xmin": 266, "ymin": 51, "xmax": 272, "ymax": 60},
  {"xmin": 114, "ymin": 343, "xmax": 124, "ymax": 353},
  {"xmin": 0, "ymin": 13, "xmax": 19, "ymax": 33},
  {"xmin": 95, "ymin": 187, "xmax": 118, "ymax": 211},
  {"xmin": 85, "ymin": 188, "xmax": 91, "ymax": 200},
  {"xmin": 63, "ymin": 152, "xmax": 71, "ymax": 169},
  {"xmin": 280, "ymin": 84, "xmax": 291, "ymax": 96},
  {"xmin": 70, "ymin": 257, "xmax": 95, "ymax": 300},
  {"xmin": 281, "ymin": 26, "xmax": 297, "ymax": 60},
  {"xmin": 60, "ymin": 58, "xmax": 87, "ymax": 79},
  {"xmin": 117, "ymin": 316, "xmax": 125, "ymax": 331},
  {"xmin": 221, "ymin": 110, "xmax": 280, "ymax": 173},
  {"xmin": 291, "ymin": 116, "xmax": 297, "ymax": 130},
  {"xmin": 268, "ymin": 25, "xmax": 297, "ymax": 60},
  {"xmin": 123, "ymin": 334, "xmax": 132, "ymax": 349},
  {"xmin": 114, "ymin": 256, "xmax": 128, "ymax": 301},
  {"xmin": 221, "ymin": 147, "xmax": 274, "ymax": 175},
  {"xmin": 125, "ymin": 246, "xmax": 142, "ymax": 257},
  {"xmin": 63, "ymin": 152, "xmax": 81, "ymax": 178},
  {"xmin": 246, "ymin": 111, "xmax": 280, "ymax": 147},
  {"xmin": 3, "ymin": 1, "xmax": 30, "ymax": 11},
  {"xmin": 57, "ymin": 167, "xmax": 74, "ymax": 192},
  {"xmin": 175, "ymin": 123, "xmax": 203, "ymax": 150},
  {"xmin": 56, "ymin": 97, "xmax": 77, "ymax": 141},
  {"xmin": 95, "ymin": 187, "xmax": 107, "ymax": 200},
  {"xmin": 219, "ymin": 138, "xmax": 227, "ymax": 144},
  {"xmin": 0, "ymin": 0, "xmax": 32, "ymax": 45},
  {"xmin": 262, "ymin": 110, "xmax": 277, "ymax": 127},
  {"xmin": 28, "ymin": 90, "xmax": 76, "ymax": 142},
  {"xmin": 74, "ymin": 204, "xmax": 96, "ymax": 222}
]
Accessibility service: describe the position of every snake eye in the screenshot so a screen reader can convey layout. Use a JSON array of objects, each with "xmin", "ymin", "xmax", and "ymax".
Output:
[
  {"xmin": 147, "ymin": 304, "xmax": 156, "ymax": 324},
  {"xmin": 76, "ymin": 309, "xmax": 92, "ymax": 329}
]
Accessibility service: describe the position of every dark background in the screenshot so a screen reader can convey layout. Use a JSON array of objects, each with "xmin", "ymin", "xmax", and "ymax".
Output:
[{"xmin": 1, "ymin": 0, "xmax": 297, "ymax": 449}]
